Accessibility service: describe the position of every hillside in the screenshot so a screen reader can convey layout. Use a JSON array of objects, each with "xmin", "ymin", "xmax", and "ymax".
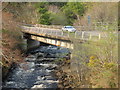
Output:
[
  {"xmin": 74, "ymin": 2, "xmax": 118, "ymax": 26},
  {"xmin": 2, "ymin": 2, "xmax": 39, "ymax": 79}
]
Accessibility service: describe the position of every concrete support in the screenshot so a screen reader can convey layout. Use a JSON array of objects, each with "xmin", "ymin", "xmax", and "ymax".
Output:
[
  {"xmin": 21, "ymin": 39, "xmax": 27, "ymax": 51},
  {"xmin": 31, "ymin": 35, "xmax": 73, "ymax": 49},
  {"xmin": 40, "ymin": 42, "xmax": 50, "ymax": 46}
]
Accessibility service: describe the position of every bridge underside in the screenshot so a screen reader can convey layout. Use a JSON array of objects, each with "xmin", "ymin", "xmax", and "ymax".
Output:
[{"xmin": 30, "ymin": 35, "xmax": 74, "ymax": 49}]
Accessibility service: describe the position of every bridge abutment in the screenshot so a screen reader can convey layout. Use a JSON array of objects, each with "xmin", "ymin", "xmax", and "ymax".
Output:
[
  {"xmin": 27, "ymin": 39, "xmax": 40, "ymax": 52},
  {"xmin": 39, "ymin": 42, "xmax": 50, "ymax": 46}
]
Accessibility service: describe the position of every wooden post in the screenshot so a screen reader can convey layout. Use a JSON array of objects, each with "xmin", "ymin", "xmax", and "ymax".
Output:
[
  {"xmin": 99, "ymin": 33, "xmax": 101, "ymax": 40},
  {"xmin": 82, "ymin": 32, "xmax": 84, "ymax": 39},
  {"xmin": 89, "ymin": 33, "xmax": 92, "ymax": 40},
  {"xmin": 61, "ymin": 31, "xmax": 63, "ymax": 36}
]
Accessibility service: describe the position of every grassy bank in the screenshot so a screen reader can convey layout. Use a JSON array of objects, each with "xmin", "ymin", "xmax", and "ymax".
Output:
[
  {"xmin": 55, "ymin": 30, "xmax": 118, "ymax": 88},
  {"xmin": 72, "ymin": 31, "xmax": 118, "ymax": 88}
]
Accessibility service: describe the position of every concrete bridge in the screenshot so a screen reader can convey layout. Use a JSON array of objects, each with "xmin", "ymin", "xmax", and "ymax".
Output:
[{"xmin": 21, "ymin": 25, "xmax": 103, "ymax": 50}]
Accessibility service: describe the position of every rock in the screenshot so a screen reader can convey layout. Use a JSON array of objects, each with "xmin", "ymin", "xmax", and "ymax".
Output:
[
  {"xmin": 46, "ymin": 66, "xmax": 57, "ymax": 70},
  {"xmin": 62, "ymin": 74, "xmax": 67, "ymax": 79},
  {"xmin": 65, "ymin": 86, "xmax": 71, "ymax": 88},
  {"xmin": 56, "ymin": 72, "xmax": 61, "ymax": 76},
  {"xmin": 42, "ymin": 77, "xmax": 46, "ymax": 80},
  {"xmin": 36, "ymin": 52, "xmax": 44, "ymax": 58},
  {"xmin": 63, "ymin": 82, "xmax": 69, "ymax": 87},
  {"xmin": 31, "ymin": 84, "xmax": 44, "ymax": 88}
]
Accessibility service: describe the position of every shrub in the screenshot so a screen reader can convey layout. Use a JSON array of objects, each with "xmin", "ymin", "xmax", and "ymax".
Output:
[
  {"xmin": 39, "ymin": 12, "xmax": 52, "ymax": 25},
  {"xmin": 71, "ymin": 24, "xmax": 118, "ymax": 88}
]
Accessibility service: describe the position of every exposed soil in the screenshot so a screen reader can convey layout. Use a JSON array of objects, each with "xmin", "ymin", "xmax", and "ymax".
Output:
[
  {"xmin": 55, "ymin": 58, "xmax": 92, "ymax": 89},
  {"xmin": 55, "ymin": 59, "xmax": 80, "ymax": 88},
  {"xmin": 2, "ymin": 11, "xmax": 24, "ymax": 80}
]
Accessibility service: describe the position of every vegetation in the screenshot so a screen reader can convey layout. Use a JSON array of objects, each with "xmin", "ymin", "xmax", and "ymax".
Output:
[
  {"xmin": 48, "ymin": 2, "xmax": 67, "ymax": 7},
  {"xmin": 2, "ymin": 2, "xmax": 118, "ymax": 88},
  {"xmin": 71, "ymin": 24, "xmax": 118, "ymax": 88},
  {"xmin": 35, "ymin": 2, "xmax": 86, "ymax": 25},
  {"xmin": 60, "ymin": 2, "xmax": 118, "ymax": 88},
  {"xmin": 61, "ymin": 2, "xmax": 86, "ymax": 25},
  {"xmin": 74, "ymin": 2, "xmax": 118, "ymax": 26},
  {"xmin": 35, "ymin": 2, "xmax": 52, "ymax": 25},
  {"xmin": 50, "ymin": 12, "xmax": 68, "ymax": 25},
  {"xmin": 2, "ymin": 2, "xmax": 38, "ymax": 79}
]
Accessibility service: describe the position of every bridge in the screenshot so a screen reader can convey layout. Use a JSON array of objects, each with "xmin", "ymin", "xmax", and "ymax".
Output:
[{"xmin": 21, "ymin": 25, "xmax": 104, "ymax": 50}]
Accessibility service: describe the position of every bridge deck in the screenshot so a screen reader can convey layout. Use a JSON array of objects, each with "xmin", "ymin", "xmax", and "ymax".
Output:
[{"xmin": 21, "ymin": 26, "xmax": 105, "ymax": 41}]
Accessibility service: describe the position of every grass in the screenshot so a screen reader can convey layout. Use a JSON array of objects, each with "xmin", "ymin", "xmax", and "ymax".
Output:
[{"xmin": 70, "ymin": 30, "xmax": 118, "ymax": 88}]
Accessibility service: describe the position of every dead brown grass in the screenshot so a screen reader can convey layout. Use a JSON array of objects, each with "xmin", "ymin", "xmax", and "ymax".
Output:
[{"xmin": 2, "ymin": 11, "xmax": 24, "ymax": 79}]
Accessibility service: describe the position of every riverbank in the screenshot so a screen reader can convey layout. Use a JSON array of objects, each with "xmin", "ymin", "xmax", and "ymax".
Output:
[
  {"xmin": 2, "ymin": 11, "xmax": 25, "ymax": 81},
  {"xmin": 55, "ymin": 59, "xmax": 82, "ymax": 88},
  {"xmin": 55, "ymin": 57, "xmax": 91, "ymax": 88}
]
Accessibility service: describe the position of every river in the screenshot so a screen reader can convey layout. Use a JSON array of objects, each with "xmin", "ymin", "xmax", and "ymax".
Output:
[{"xmin": 2, "ymin": 45, "xmax": 70, "ymax": 89}]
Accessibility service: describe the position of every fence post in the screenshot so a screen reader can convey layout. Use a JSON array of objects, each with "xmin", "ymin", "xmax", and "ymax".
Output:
[
  {"xmin": 89, "ymin": 33, "xmax": 92, "ymax": 40},
  {"xmin": 61, "ymin": 31, "xmax": 63, "ymax": 36},
  {"xmin": 82, "ymin": 32, "xmax": 84, "ymax": 39},
  {"xmin": 99, "ymin": 33, "xmax": 101, "ymax": 40}
]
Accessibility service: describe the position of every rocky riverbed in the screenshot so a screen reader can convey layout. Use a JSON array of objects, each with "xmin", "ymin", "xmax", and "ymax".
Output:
[{"xmin": 2, "ymin": 45, "xmax": 70, "ymax": 89}]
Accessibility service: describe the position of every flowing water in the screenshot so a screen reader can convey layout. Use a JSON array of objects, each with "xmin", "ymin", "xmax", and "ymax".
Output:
[{"xmin": 2, "ymin": 45, "xmax": 70, "ymax": 89}]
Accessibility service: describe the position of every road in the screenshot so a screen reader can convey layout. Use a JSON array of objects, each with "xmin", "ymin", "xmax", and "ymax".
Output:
[{"xmin": 22, "ymin": 26, "xmax": 105, "ymax": 40}]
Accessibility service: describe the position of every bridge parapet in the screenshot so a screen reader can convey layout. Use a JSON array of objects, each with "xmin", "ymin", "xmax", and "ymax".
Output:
[
  {"xmin": 21, "ymin": 25, "xmax": 119, "ymax": 49},
  {"xmin": 21, "ymin": 26, "xmax": 105, "ymax": 41}
]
